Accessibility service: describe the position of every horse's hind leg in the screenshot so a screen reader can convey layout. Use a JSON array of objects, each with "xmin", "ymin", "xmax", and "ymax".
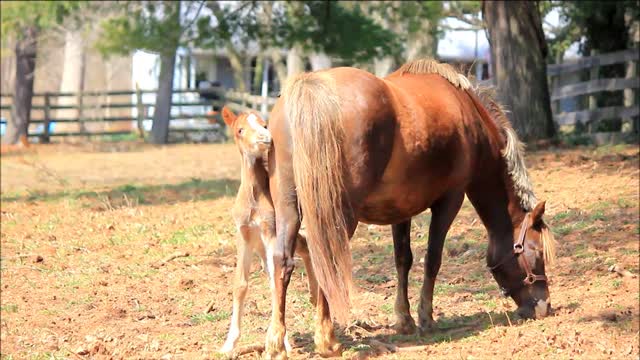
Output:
[
  {"xmin": 418, "ymin": 190, "xmax": 464, "ymax": 333},
  {"xmin": 391, "ymin": 220, "xmax": 417, "ymax": 334},
  {"xmin": 295, "ymin": 233, "xmax": 319, "ymax": 306},
  {"xmin": 220, "ymin": 230, "xmax": 254, "ymax": 354}
]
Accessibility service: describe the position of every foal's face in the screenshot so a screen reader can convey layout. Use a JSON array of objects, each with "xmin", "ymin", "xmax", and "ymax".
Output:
[
  {"xmin": 221, "ymin": 107, "xmax": 271, "ymax": 161},
  {"xmin": 492, "ymin": 202, "xmax": 554, "ymax": 319}
]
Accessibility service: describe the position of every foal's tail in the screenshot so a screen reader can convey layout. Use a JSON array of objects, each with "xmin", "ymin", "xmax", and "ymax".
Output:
[{"xmin": 283, "ymin": 72, "xmax": 352, "ymax": 324}]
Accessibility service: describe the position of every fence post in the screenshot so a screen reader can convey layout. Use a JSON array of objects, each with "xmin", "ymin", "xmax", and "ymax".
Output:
[
  {"xmin": 77, "ymin": 90, "xmax": 87, "ymax": 139},
  {"xmin": 624, "ymin": 58, "xmax": 638, "ymax": 133},
  {"xmin": 41, "ymin": 92, "xmax": 51, "ymax": 144},
  {"xmin": 587, "ymin": 52, "xmax": 599, "ymax": 133},
  {"xmin": 135, "ymin": 82, "xmax": 145, "ymax": 139}
]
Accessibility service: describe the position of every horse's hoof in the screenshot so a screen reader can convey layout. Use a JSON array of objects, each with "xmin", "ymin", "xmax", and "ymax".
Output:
[
  {"xmin": 392, "ymin": 316, "xmax": 417, "ymax": 335},
  {"xmin": 418, "ymin": 319, "xmax": 437, "ymax": 336},
  {"xmin": 316, "ymin": 341, "xmax": 342, "ymax": 358}
]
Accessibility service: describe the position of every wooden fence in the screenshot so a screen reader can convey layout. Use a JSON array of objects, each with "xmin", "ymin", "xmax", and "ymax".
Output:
[
  {"xmin": 481, "ymin": 48, "xmax": 639, "ymax": 134},
  {"xmin": 2, "ymin": 48, "xmax": 637, "ymax": 143},
  {"xmin": 0, "ymin": 87, "xmax": 278, "ymax": 142}
]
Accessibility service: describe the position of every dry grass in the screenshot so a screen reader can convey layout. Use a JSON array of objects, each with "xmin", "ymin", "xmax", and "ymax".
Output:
[{"xmin": 0, "ymin": 141, "xmax": 638, "ymax": 359}]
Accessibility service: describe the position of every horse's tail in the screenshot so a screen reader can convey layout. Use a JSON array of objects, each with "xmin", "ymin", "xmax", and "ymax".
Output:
[{"xmin": 283, "ymin": 71, "xmax": 352, "ymax": 324}]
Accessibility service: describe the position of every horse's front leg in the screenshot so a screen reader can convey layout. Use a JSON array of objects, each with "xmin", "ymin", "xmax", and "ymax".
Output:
[
  {"xmin": 418, "ymin": 190, "xmax": 464, "ymax": 333},
  {"xmin": 220, "ymin": 228, "xmax": 253, "ymax": 354},
  {"xmin": 264, "ymin": 206, "xmax": 299, "ymax": 360},
  {"xmin": 391, "ymin": 220, "xmax": 417, "ymax": 334}
]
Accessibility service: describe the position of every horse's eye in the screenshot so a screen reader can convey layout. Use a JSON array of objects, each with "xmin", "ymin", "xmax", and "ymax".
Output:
[{"xmin": 238, "ymin": 128, "xmax": 244, "ymax": 135}]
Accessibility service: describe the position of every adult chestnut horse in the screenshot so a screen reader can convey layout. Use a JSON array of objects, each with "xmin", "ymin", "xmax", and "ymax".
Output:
[{"xmin": 263, "ymin": 59, "xmax": 556, "ymax": 358}]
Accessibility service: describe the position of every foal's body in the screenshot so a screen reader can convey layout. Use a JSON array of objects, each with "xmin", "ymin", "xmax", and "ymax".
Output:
[{"xmin": 219, "ymin": 107, "xmax": 318, "ymax": 355}]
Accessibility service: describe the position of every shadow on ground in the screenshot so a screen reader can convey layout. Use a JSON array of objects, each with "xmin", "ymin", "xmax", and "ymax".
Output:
[
  {"xmin": 288, "ymin": 309, "xmax": 522, "ymax": 357},
  {"xmin": 1, "ymin": 177, "xmax": 240, "ymax": 206}
]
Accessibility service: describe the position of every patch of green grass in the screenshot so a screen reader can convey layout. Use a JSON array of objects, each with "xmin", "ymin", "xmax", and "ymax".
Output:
[
  {"xmin": 612, "ymin": 279, "xmax": 622, "ymax": 288},
  {"xmin": 1, "ymin": 303, "xmax": 18, "ymax": 313},
  {"xmin": 190, "ymin": 311, "xmax": 230, "ymax": 325},
  {"xmin": 573, "ymin": 243, "xmax": 595, "ymax": 259},
  {"xmin": 617, "ymin": 198, "xmax": 634, "ymax": 209},
  {"xmin": 380, "ymin": 303, "xmax": 394, "ymax": 315},
  {"xmin": 363, "ymin": 273, "xmax": 390, "ymax": 284},
  {"xmin": 554, "ymin": 219, "xmax": 589, "ymax": 236},
  {"xmin": 434, "ymin": 283, "xmax": 461, "ymax": 296},
  {"xmin": 593, "ymin": 143, "xmax": 629, "ymax": 156},
  {"xmin": 1, "ymin": 178, "xmax": 240, "ymax": 205},
  {"xmin": 552, "ymin": 210, "xmax": 580, "ymax": 222},
  {"xmin": 589, "ymin": 210, "xmax": 607, "ymax": 222},
  {"xmin": 164, "ymin": 230, "xmax": 189, "ymax": 245},
  {"xmin": 472, "ymin": 292, "xmax": 490, "ymax": 301}
]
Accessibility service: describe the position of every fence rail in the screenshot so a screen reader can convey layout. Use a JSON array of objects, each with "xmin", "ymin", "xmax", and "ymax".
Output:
[
  {"xmin": 0, "ymin": 87, "xmax": 278, "ymax": 142},
  {"xmin": 1, "ymin": 48, "xmax": 637, "ymax": 142},
  {"xmin": 475, "ymin": 48, "xmax": 638, "ymax": 132}
]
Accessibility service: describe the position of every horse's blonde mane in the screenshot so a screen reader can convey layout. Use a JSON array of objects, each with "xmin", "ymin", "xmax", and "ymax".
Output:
[
  {"xmin": 471, "ymin": 82, "xmax": 557, "ymax": 264},
  {"xmin": 471, "ymin": 83, "xmax": 538, "ymax": 211},
  {"xmin": 397, "ymin": 58, "xmax": 472, "ymax": 90}
]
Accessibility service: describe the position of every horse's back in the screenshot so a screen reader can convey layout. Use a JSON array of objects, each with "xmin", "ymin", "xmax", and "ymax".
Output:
[{"xmin": 353, "ymin": 73, "xmax": 479, "ymax": 221}]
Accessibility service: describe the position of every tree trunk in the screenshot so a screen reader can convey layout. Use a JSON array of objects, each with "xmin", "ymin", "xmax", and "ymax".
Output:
[
  {"xmin": 309, "ymin": 52, "xmax": 332, "ymax": 71},
  {"xmin": 226, "ymin": 45, "xmax": 246, "ymax": 92},
  {"xmin": 406, "ymin": 24, "xmax": 437, "ymax": 61},
  {"xmin": 287, "ymin": 44, "xmax": 305, "ymax": 78},
  {"xmin": 5, "ymin": 27, "xmax": 37, "ymax": 145},
  {"xmin": 269, "ymin": 49, "xmax": 287, "ymax": 90},
  {"xmin": 252, "ymin": 52, "xmax": 264, "ymax": 93},
  {"xmin": 482, "ymin": 1, "xmax": 555, "ymax": 141},
  {"xmin": 150, "ymin": 51, "xmax": 176, "ymax": 144},
  {"xmin": 57, "ymin": 29, "xmax": 86, "ymax": 135}
]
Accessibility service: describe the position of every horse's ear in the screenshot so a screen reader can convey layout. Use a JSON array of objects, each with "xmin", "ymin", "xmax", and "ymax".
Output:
[
  {"xmin": 532, "ymin": 201, "xmax": 546, "ymax": 226},
  {"xmin": 221, "ymin": 106, "xmax": 237, "ymax": 127}
]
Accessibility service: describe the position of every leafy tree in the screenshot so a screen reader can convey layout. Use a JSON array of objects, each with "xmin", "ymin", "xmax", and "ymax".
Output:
[
  {"xmin": 0, "ymin": 1, "xmax": 80, "ymax": 144},
  {"xmin": 196, "ymin": 1, "xmax": 401, "ymax": 88},
  {"xmin": 355, "ymin": 1, "xmax": 445, "ymax": 76},
  {"xmin": 96, "ymin": 0, "xmax": 203, "ymax": 144}
]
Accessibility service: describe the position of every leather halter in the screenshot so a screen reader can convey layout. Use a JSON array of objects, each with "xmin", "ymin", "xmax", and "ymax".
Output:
[{"xmin": 488, "ymin": 213, "xmax": 547, "ymax": 287}]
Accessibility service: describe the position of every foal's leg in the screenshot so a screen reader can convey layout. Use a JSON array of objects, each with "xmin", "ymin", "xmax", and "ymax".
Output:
[
  {"xmin": 220, "ymin": 229, "xmax": 254, "ymax": 354},
  {"xmin": 391, "ymin": 220, "xmax": 417, "ymax": 334},
  {"xmin": 418, "ymin": 191, "xmax": 464, "ymax": 333}
]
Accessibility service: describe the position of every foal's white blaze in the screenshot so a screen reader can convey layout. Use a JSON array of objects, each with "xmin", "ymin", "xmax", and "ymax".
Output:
[{"xmin": 247, "ymin": 113, "xmax": 271, "ymax": 140}]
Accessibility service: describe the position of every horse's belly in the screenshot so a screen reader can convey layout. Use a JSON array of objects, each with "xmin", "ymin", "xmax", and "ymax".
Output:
[{"xmin": 357, "ymin": 181, "xmax": 435, "ymax": 225}]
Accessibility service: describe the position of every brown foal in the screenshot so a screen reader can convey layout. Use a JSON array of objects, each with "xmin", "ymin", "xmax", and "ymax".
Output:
[{"xmin": 218, "ymin": 107, "xmax": 318, "ymax": 356}]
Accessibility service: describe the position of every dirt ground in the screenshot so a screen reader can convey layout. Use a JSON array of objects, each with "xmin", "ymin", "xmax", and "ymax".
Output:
[{"xmin": 1, "ymin": 141, "xmax": 638, "ymax": 360}]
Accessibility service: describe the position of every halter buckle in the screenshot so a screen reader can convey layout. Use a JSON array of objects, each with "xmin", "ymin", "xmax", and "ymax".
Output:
[{"xmin": 513, "ymin": 243, "xmax": 524, "ymax": 254}]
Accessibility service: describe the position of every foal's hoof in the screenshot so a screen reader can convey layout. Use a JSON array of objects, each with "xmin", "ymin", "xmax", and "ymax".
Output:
[
  {"xmin": 316, "ymin": 341, "xmax": 342, "ymax": 358},
  {"xmin": 264, "ymin": 350, "xmax": 288, "ymax": 360},
  {"xmin": 219, "ymin": 339, "xmax": 236, "ymax": 357},
  {"xmin": 392, "ymin": 316, "xmax": 417, "ymax": 335}
]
